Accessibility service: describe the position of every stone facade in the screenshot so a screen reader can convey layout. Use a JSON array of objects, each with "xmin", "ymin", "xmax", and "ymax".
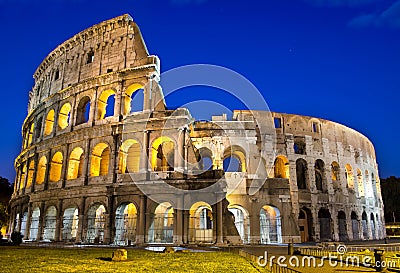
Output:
[{"xmin": 9, "ymin": 14, "xmax": 385, "ymax": 245}]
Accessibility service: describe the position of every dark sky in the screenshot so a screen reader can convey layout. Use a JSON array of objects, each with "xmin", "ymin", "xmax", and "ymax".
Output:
[{"xmin": 0, "ymin": 0, "xmax": 399, "ymax": 181}]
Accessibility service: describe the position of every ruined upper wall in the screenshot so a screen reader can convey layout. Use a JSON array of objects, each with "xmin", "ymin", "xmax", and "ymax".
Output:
[{"xmin": 28, "ymin": 14, "xmax": 153, "ymax": 112}]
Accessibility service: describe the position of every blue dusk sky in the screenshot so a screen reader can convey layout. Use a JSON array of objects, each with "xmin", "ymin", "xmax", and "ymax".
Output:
[{"xmin": 0, "ymin": 0, "xmax": 399, "ymax": 181}]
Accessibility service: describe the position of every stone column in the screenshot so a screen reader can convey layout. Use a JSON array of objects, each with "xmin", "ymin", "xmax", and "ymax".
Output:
[
  {"xmin": 136, "ymin": 195, "xmax": 147, "ymax": 244},
  {"xmin": 44, "ymin": 150, "xmax": 52, "ymax": 190},
  {"xmin": 37, "ymin": 201, "xmax": 46, "ymax": 241},
  {"xmin": 31, "ymin": 153, "xmax": 39, "ymax": 193},
  {"xmin": 183, "ymin": 210, "xmax": 189, "ymax": 244},
  {"xmin": 216, "ymin": 201, "xmax": 224, "ymax": 244},
  {"xmin": 61, "ymin": 143, "xmax": 70, "ymax": 188},
  {"xmin": 24, "ymin": 203, "xmax": 33, "ymax": 240},
  {"xmin": 55, "ymin": 199, "xmax": 63, "ymax": 241},
  {"xmin": 76, "ymin": 197, "xmax": 86, "ymax": 243},
  {"xmin": 175, "ymin": 128, "xmax": 185, "ymax": 173},
  {"xmin": 104, "ymin": 193, "xmax": 115, "ymax": 244},
  {"xmin": 83, "ymin": 139, "xmax": 91, "ymax": 186},
  {"xmin": 174, "ymin": 195, "xmax": 183, "ymax": 245}
]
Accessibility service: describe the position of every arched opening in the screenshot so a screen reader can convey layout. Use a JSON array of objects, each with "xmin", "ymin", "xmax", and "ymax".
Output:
[
  {"xmin": 345, "ymin": 164, "xmax": 354, "ymax": 189},
  {"xmin": 20, "ymin": 211, "xmax": 28, "ymax": 238},
  {"xmin": 331, "ymin": 161, "xmax": 340, "ymax": 181},
  {"xmin": 148, "ymin": 202, "xmax": 174, "ymax": 244},
  {"xmin": 357, "ymin": 169, "xmax": 365, "ymax": 197},
  {"xmin": 114, "ymin": 203, "xmax": 137, "ymax": 246},
  {"xmin": 118, "ymin": 139, "xmax": 140, "ymax": 174},
  {"xmin": 27, "ymin": 123, "xmax": 35, "ymax": 147},
  {"xmin": 370, "ymin": 213, "xmax": 376, "ymax": 239},
  {"xmin": 90, "ymin": 143, "xmax": 110, "ymax": 176},
  {"xmin": 223, "ymin": 146, "xmax": 246, "ymax": 172},
  {"xmin": 260, "ymin": 205, "xmax": 282, "ymax": 244},
  {"xmin": 228, "ymin": 205, "xmax": 250, "ymax": 244},
  {"xmin": 29, "ymin": 207, "xmax": 40, "ymax": 241},
  {"xmin": 62, "ymin": 207, "xmax": 79, "ymax": 242},
  {"xmin": 274, "ymin": 156, "xmax": 289, "ymax": 179},
  {"xmin": 351, "ymin": 212, "xmax": 359, "ymax": 240},
  {"xmin": 365, "ymin": 170, "xmax": 373, "ymax": 198},
  {"xmin": 26, "ymin": 159, "xmax": 35, "ymax": 188},
  {"xmin": 315, "ymin": 159, "xmax": 325, "ymax": 191},
  {"xmin": 97, "ymin": 89, "xmax": 116, "ymax": 119},
  {"xmin": 296, "ymin": 158, "xmax": 308, "ymax": 190},
  {"xmin": 49, "ymin": 152, "xmax": 63, "ymax": 182},
  {"xmin": 151, "ymin": 137, "xmax": 175, "ymax": 172},
  {"xmin": 58, "ymin": 102, "xmax": 71, "ymax": 130},
  {"xmin": 123, "ymin": 83, "xmax": 144, "ymax": 114},
  {"xmin": 198, "ymin": 147, "xmax": 213, "ymax": 171},
  {"xmin": 43, "ymin": 206, "xmax": 57, "ymax": 241},
  {"xmin": 298, "ymin": 208, "xmax": 313, "ymax": 242},
  {"xmin": 19, "ymin": 163, "xmax": 27, "ymax": 190},
  {"xmin": 35, "ymin": 117, "xmax": 42, "ymax": 140},
  {"xmin": 338, "ymin": 211, "xmax": 348, "ymax": 241},
  {"xmin": 14, "ymin": 213, "xmax": 20, "ymax": 231},
  {"xmin": 75, "ymin": 96, "xmax": 91, "ymax": 125},
  {"xmin": 86, "ymin": 204, "xmax": 106, "ymax": 243},
  {"xmin": 67, "ymin": 147, "xmax": 84, "ymax": 180},
  {"xmin": 189, "ymin": 202, "xmax": 214, "ymax": 243},
  {"xmin": 318, "ymin": 208, "xmax": 331, "ymax": 241},
  {"xmin": 44, "ymin": 109, "xmax": 55, "ymax": 136},
  {"xmin": 362, "ymin": 211, "xmax": 368, "ymax": 239},
  {"xmin": 36, "ymin": 156, "xmax": 47, "ymax": 185}
]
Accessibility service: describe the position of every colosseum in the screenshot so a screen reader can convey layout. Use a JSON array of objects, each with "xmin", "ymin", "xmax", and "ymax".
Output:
[{"xmin": 9, "ymin": 14, "xmax": 385, "ymax": 245}]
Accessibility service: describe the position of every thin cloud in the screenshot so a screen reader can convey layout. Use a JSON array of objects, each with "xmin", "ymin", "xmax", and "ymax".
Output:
[
  {"xmin": 349, "ymin": 0, "xmax": 400, "ymax": 28},
  {"xmin": 304, "ymin": 0, "xmax": 379, "ymax": 7}
]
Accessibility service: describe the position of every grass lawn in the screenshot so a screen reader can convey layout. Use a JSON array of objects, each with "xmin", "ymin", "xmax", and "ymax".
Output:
[{"xmin": 0, "ymin": 246, "xmax": 261, "ymax": 273}]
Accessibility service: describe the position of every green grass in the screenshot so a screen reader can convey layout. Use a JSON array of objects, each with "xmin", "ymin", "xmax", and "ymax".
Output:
[{"xmin": 0, "ymin": 246, "xmax": 260, "ymax": 273}]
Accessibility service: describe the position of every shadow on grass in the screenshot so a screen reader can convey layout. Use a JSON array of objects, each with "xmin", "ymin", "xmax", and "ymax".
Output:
[{"xmin": 96, "ymin": 257, "xmax": 112, "ymax": 262}]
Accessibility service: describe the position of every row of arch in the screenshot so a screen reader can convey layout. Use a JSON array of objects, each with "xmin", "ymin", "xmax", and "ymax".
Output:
[
  {"xmin": 23, "ymin": 84, "xmax": 145, "ymax": 149},
  {"xmin": 299, "ymin": 208, "xmax": 383, "ymax": 242},
  {"xmin": 16, "ymin": 138, "xmax": 251, "ymax": 191},
  {"xmin": 274, "ymin": 156, "xmax": 379, "ymax": 198},
  {"xmin": 14, "ymin": 202, "xmax": 282, "ymax": 245}
]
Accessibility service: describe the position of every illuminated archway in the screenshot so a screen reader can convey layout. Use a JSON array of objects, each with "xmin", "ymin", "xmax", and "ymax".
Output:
[
  {"xmin": 118, "ymin": 139, "xmax": 140, "ymax": 173},
  {"xmin": 123, "ymin": 83, "xmax": 144, "ymax": 114},
  {"xmin": 148, "ymin": 202, "xmax": 174, "ymax": 243},
  {"xmin": 228, "ymin": 205, "xmax": 250, "ymax": 244},
  {"xmin": 274, "ymin": 156, "xmax": 289, "ymax": 179},
  {"xmin": 62, "ymin": 207, "xmax": 79, "ymax": 242},
  {"xmin": 114, "ymin": 203, "xmax": 137, "ymax": 245},
  {"xmin": 345, "ymin": 164, "xmax": 354, "ymax": 189},
  {"xmin": 223, "ymin": 146, "xmax": 246, "ymax": 172},
  {"xmin": 43, "ymin": 206, "xmax": 57, "ymax": 241},
  {"xmin": 26, "ymin": 123, "xmax": 35, "ymax": 147},
  {"xmin": 86, "ymin": 204, "xmax": 106, "ymax": 243},
  {"xmin": 90, "ymin": 143, "xmax": 110, "ymax": 176},
  {"xmin": 29, "ymin": 207, "xmax": 40, "ymax": 241},
  {"xmin": 49, "ymin": 152, "xmax": 63, "ymax": 182},
  {"xmin": 36, "ymin": 156, "xmax": 47, "ymax": 185},
  {"xmin": 19, "ymin": 163, "xmax": 27, "ymax": 190},
  {"xmin": 97, "ymin": 89, "xmax": 116, "ymax": 119},
  {"xmin": 26, "ymin": 159, "xmax": 35, "ymax": 188},
  {"xmin": 189, "ymin": 201, "xmax": 213, "ymax": 243},
  {"xmin": 58, "ymin": 102, "xmax": 71, "ymax": 130},
  {"xmin": 44, "ymin": 109, "xmax": 55, "ymax": 136},
  {"xmin": 151, "ymin": 137, "xmax": 175, "ymax": 171},
  {"xmin": 260, "ymin": 205, "xmax": 282, "ymax": 244},
  {"xmin": 67, "ymin": 147, "xmax": 84, "ymax": 180}
]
